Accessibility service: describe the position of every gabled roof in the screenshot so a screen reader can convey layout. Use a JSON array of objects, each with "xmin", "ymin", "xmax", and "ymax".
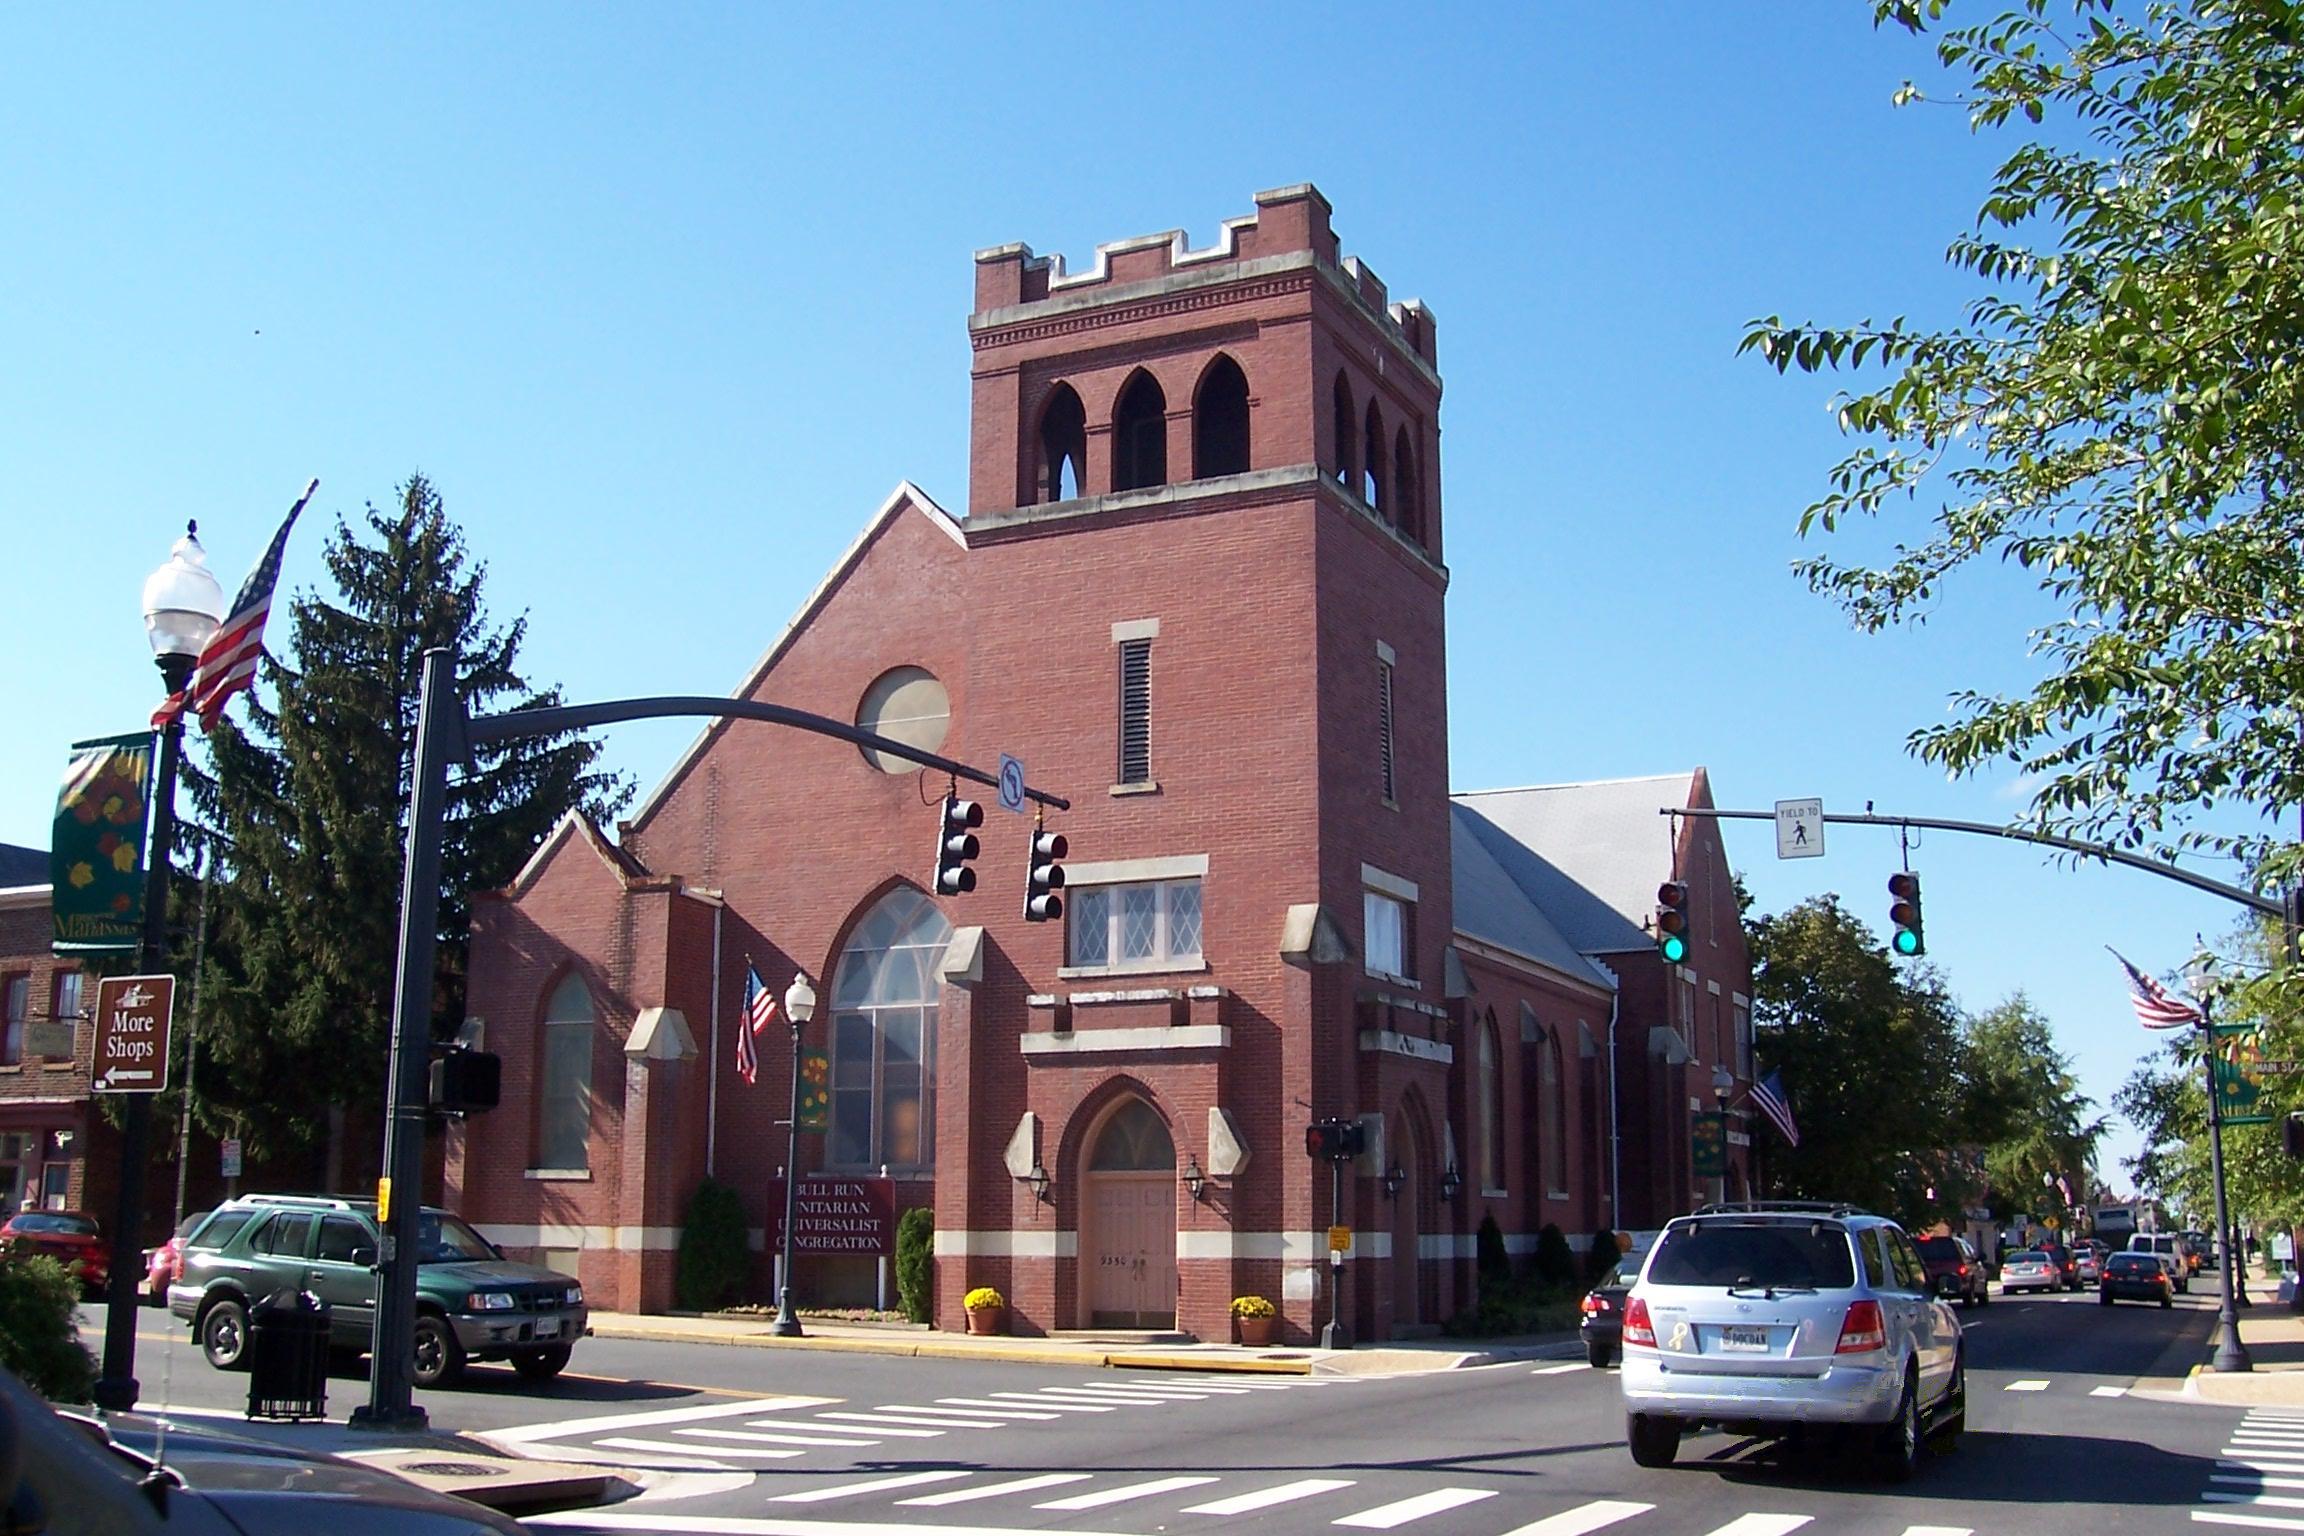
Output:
[
  {"xmin": 1449, "ymin": 805, "xmax": 1617, "ymax": 990},
  {"xmin": 504, "ymin": 809, "xmax": 652, "ymax": 899},
  {"xmin": 1451, "ymin": 773, "xmax": 1701, "ymax": 954},
  {"xmin": 626, "ymin": 481, "xmax": 966, "ymax": 834}
]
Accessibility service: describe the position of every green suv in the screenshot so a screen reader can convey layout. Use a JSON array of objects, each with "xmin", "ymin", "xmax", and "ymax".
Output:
[{"xmin": 167, "ymin": 1194, "xmax": 587, "ymax": 1387}]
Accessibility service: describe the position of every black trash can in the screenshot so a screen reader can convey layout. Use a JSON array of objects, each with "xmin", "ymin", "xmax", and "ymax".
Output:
[{"xmin": 245, "ymin": 1288, "xmax": 330, "ymax": 1421}]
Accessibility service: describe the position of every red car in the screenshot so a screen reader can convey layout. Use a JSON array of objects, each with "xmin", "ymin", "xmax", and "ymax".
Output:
[
  {"xmin": 0, "ymin": 1210, "xmax": 110, "ymax": 1296},
  {"xmin": 142, "ymin": 1210, "xmax": 209, "ymax": 1303}
]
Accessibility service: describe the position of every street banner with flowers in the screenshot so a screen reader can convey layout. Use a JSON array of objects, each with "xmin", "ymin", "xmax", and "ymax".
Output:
[
  {"xmin": 51, "ymin": 732, "xmax": 152, "ymax": 953},
  {"xmin": 797, "ymin": 1046, "xmax": 831, "ymax": 1132},
  {"xmin": 2212, "ymin": 1026, "xmax": 2278, "ymax": 1127}
]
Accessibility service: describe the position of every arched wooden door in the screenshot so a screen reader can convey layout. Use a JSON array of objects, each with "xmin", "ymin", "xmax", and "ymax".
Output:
[
  {"xmin": 1391, "ymin": 1122, "xmax": 1422, "ymax": 1328},
  {"xmin": 1082, "ymin": 1099, "xmax": 1177, "ymax": 1328}
]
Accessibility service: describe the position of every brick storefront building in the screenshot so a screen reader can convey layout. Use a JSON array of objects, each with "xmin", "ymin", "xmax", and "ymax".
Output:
[
  {"xmin": 446, "ymin": 187, "xmax": 1753, "ymax": 1341},
  {"xmin": 0, "ymin": 845, "xmax": 99, "ymax": 1218}
]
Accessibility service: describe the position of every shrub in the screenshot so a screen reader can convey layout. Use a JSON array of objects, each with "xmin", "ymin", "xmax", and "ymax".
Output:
[
  {"xmin": 1476, "ymin": 1212, "xmax": 1511, "ymax": 1285},
  {"xmin": 1586, "ymin": 1227, "xmax": 1623, "ymax": 1285},
  {"xmin": 1229, "ymin": 1295, "xmax": 1276, "ymax": 1319},
  {"xmin": 1535, "ymin": 1222, "xmax": 1576, "ymax": 1286},
  {"xmin": 1439, "ymin": 1274, "xmax": 1584, "ymax": 1339},
  {"xmin": 896, "ymin": 1207, "xmax": 934, "ymax": 1323},
  {"xmin": 0, "ymin": 1254, "xmax": 95, "ymax": 1402},
  {"xmin": 675, "ymin": 1177, "xmax": 749, "ymax": 1311},
  {"xmin": 964, "ymin": 1285, "xmax": 1004, "ymax": 1311}
]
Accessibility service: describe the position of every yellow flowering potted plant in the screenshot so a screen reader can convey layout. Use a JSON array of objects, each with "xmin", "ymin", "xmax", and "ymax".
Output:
[
  {"xmin": 1230, "ymin": 1294, "xmax": 1278, "ymax": 1346},
  {"xmin": 964, "ymin": 1285, "xmax": 1006, "ymax": 1335}
]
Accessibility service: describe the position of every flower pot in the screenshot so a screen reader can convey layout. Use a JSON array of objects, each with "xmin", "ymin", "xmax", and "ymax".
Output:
[
  {"xmin": 966, "ymin": 1305, "xmax": 1004, "ymax": 1336},
  {"xmin": 1236, "ymin": 1316, "xmax": 1276, "ymax": 1347}
]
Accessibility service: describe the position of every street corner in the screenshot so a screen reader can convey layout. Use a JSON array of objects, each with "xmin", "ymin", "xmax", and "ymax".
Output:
[{"xmin": 338, "ymin": 1445, "xmax": 641, "ymax": 1515}]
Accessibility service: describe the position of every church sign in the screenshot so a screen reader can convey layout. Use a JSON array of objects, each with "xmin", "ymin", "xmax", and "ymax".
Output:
[{"xmin": 770, "ymin": 1175, "xmax": 896, "ymax": 1256}]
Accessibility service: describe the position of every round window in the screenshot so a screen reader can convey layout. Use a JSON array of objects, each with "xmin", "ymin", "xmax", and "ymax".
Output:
[{"xmin": 856, "ymin": 666, "xmax": 950, "ymax": 774}]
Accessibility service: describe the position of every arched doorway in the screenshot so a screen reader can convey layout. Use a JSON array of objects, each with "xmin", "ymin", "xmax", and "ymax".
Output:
[{"xmin": 1081, "ymin": 1097, "xmax": 1177, "ymax": 1328}]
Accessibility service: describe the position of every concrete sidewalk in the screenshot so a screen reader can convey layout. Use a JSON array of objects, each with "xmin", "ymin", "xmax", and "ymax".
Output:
[{"xmin": 586, "ymin": 1309, "xmax": 1578, "ymax": 1376}]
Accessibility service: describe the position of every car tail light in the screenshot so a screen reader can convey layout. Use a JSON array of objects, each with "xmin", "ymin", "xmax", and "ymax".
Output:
[
  {"xmin": 1581, "ymin": 1293, "xmax": 1612, "ymax": 1315},
  {"xmin": 1623, "ymin": 1296, "xmax": 1656, "ymax": 1348},
  {"xmin": 1957, "ymin": 1263, "xmax": 1969, "ymax": 1276},
  {"xmin": 1835, "ymin": 1299, "xmax": 1886, "ymax": 1354}
]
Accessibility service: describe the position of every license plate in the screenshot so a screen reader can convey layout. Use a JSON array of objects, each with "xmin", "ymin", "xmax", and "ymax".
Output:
[
  {"xmin": 1717, "ymin": 1325, "xmax": 1769, "ymax": 1353},
  {"xmin": 533, "ymin": 1318, "xmax": 561, "ymax": 1340}
]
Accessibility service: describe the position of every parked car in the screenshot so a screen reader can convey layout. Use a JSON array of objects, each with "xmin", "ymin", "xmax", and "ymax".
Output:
[
  {"xmin": 1915, "ymin": 1235, "xmax": 1989, "ymax": 1309},
  {"xmin": 0, "ymin": 1209, "xmax": 109, "ymax": 1296},
  {"xmin": 142, "ymin": 1209, "xmax": 210, "ymax": 1304},
  {"xmin": 1999, "ymin": 1249, "xmax": 2061, "ymax": 1294},
  {"xmin": 1619, "ymin": 1200, "xmax": 1964, "ymax": 1480},
  {"xmin": 2099, "ymin": 1249, "xmax": 2176, "ymax": 1308},
  {"xmin": 2128, "ymin": 1233, "xmax": 2193, "ymax": 1293},
  {"xmin": 1577, "ymin": 1230, "xmax": 1661, "ymax": 1366},
  {"xmin": 168, "ymin": 1193, "xmax": 585, "ymax": 1387},
  {"xmin": 2074, "ymin": 1242, "xmax": 2107, "ymax": 1284}
]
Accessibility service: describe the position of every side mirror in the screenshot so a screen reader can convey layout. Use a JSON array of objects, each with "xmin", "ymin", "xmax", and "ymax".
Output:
[{"xmin": 350, "ymin": 1245, "xmax": 377, "ymax": 1268}]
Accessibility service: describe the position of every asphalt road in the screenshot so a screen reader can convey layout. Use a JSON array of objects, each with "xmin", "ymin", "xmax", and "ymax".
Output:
[{"xmin": 86, "ymin": 1284, "xmax": 2270, "ymax": 1536}]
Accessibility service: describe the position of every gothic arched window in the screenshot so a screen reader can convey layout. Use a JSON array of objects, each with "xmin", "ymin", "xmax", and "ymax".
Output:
[
  {"xmin": 1038, "ymin": 383, "xmax": 1086, "ymax": 502},
  {"xmin": 1331, "ymin": 372, "xmax": 1356, "ymax": 487},
  {"xmin": 828, "ymin": 888, "xmax": 954, "ymax": 1171},
  {"xmin": 1113, "ymin": 371, "xmax": 1168, "ymax": 492},
  {"xmin": 538, "ymin": 974, "xmax": 596, "ymax": 1172},
  {"xmin": 1192, "ymin": 355, "xmax": 1250, "ymax": 479}
]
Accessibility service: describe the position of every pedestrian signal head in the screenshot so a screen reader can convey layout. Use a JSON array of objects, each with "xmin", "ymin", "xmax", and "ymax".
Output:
[
  {"xmin": 1654, "ymin": 880, "xmax": 1690, "ymax": 964},
  {"xmin": 934, "ymin": 795, "xmax": 982, "ymax": 896},
  {"xmin": 1887, "ymin": 872, "xmax": 1924, "ymax": 957}
]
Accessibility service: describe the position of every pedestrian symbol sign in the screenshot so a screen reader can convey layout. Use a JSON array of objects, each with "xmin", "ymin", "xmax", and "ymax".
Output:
[{"xmin": 1775, "ymin": 799, "xmax": 1824, "ymax": 860}]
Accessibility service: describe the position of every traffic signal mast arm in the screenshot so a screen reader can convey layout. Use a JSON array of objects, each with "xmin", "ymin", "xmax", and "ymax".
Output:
[{"xmin": 1662, "ymin": 807, "xmax": 2283, "ymax": 919}]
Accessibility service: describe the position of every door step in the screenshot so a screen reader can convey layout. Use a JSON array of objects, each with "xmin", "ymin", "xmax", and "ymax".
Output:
[{"xmin": 1051, "ymin": 1328, "xmax": 1193, "ymax": 1345}]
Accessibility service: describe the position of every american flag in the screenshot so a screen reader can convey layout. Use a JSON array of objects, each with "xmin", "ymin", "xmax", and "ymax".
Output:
[
  {"xmin": 1750, "ymin": 1068, "xmax": 1800, "ymax": 1148},
  {"xmin": 154, "ymin": 480, "xmax": 316, "ymax": 731},
  {"xmin": 2110, "ymin": 948, "xmax": 2204, "ymax": 1030},
  {"xmin": 738, "ymin": 962, "xmax": 778, "ymax": 1085}
]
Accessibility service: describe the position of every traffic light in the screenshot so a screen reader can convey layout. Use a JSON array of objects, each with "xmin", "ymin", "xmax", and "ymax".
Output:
[
  {"xmin": 933, "ymin": 793, "xmax": 982, "ymax": 896},
  {"xmin": 428, "ymin": 1047, "xmax": 501, "ymax": 1114},
  {"xmin": 1654, "ymin": 881, "xmax": 1690, "ymax": 964},
  {"xmin": 1024, "ymin": 824, "xmax": 1068, "ymax": 923},
  {"xmin": 1888, "ymin": 872, "xmax": 1925, "ymax": 957}
]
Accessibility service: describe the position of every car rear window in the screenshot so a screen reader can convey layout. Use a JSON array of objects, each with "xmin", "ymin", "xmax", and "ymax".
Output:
[
  {"xmin": 1647, "ymin": 1220, "xmax": 1857, "ymax": 1289},
  {"xmin": 2107, "ymin": 1254, "xmax": 2157, "ymax": 1274},
  {"xmin": 1915, "ymin": 1236, "xmax": 1959, "ymax": 1260},
  {"xmin": 8, "ymin": 1213, "xmax": 96, "ymax": 1236},
  {"xmin": 2010, "ymin": 1251, "xmax": 2048, "ymax": 1262},
  {"xmin": 187, "ymin": 1208, "xmax": 256, "ymax": 1251}
]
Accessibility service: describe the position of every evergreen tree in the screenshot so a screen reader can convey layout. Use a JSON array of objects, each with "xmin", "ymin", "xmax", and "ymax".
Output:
[{"xmin": 186, "ymin": 475, "xmax": 627, "ymax": 1172}]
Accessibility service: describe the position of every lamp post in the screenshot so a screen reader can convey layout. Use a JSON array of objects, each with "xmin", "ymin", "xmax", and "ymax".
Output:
[
  {"xmin": 1711, "ymin": 1065, "xmax": 1734, "ymax": 1204},
  {"xmin": 95, "ymin": 525, "xmax": 224, "ymax": 1411},
  {"xmin": 771, "ymin": 970, "xmax": 817, "ymax": 1339},
  {"xmin": 2190, "ymin": 959, "xmax": 2253, "ymax": 1373}
]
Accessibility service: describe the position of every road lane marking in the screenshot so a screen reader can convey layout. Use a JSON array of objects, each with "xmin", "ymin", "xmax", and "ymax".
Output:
[
  {"xmin": 1117, "ymin": 1379, "xmax": 1256, "ymax": 1393},
  {"xmin": 1063, "ymin": 1383, "xmax": 1215, "ymax": 1398},
  {"xmin": 1335, "ymin": 1488, "xmax": 1501, "ymax": 1528},
  {"xmin": 1695, "ymin": 1517, "xmax": 1811, "ymax": 1536},
  {"xmin": 1183, "ymin": 1478, "xmax": 1358, "ymax": 1515},
  {"xmin": 2225, "ymin": 1460, "xmax": 2304, "ymax": 1474},
  {"xmin": 1037, "ymin": 1476, "xmax": 1223, "ymax": 1509},
  {"xmin": 2004, "ymin": 1380, "xmax": 2051, "ymax": 1392},
  {"xmin": 1900, "ymin": 1527, "xmax": 1973, "ymax": 1536},
  {"xmin": 929, "ymin": 1397, "xmax": 1072, "ymax": 1416},
  {"xmin": 2195, "ymin": 1514, "xmax": 2304, "ymax": 1531},
  {"xmin": 790, "ymin": 1417, "xmax": 945, "ymax": 1437},
  {"xmin": 1534, "ymin": 1363, "xmax": 1591, "ymax": 1376},
  {"xmin": 770, "ymin": 1471, "xmax": 973, "ymax": 1502},
  {"xmin": 897, "ymin": 1473, "xmax": 1092, "ymax": 1506},
  {"xmin": 2091, "ymin": 1386, "xmax": 2128, "ymax": 1397},
  {"xmin": 678, "ymin": 1427, "xmax": 880, "ymax": 1448},
  {"xmin": 1495, "ymin": 1499, "xmax": 1658, "ymax": 1536},
  {"xmin": 596, "ymin": 1436, "xmax": 800, "ymax": 1460},
  {"xmin": 1024, "ymin": 1388, "xmax": 1178, "ymax": 1404},
  {"xmin": 490, "ymin": 1395, "xmax": 834, "ymax": 1443},
  {"xmin": 2207, "ymin": 1495, "xmax": 2304, "ymax": 1510}
]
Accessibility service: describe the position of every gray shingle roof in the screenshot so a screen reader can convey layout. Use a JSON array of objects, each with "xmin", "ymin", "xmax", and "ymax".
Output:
[
  {"xmin": 1449, "ymin": 805, "xmax": 1618, "ymax": 987},
  {"xmin": 1451, "ymin": 774, "xmax": 1697, "ymax": 954},
  {"xmin": 0, "ymin": 843, "xmax": 46, "ymax": 888}
]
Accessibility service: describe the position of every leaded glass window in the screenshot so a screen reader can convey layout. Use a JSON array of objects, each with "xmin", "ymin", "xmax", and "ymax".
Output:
[
  {"xmin": 828, "ymin": 889, "xmax": 952, "ymax": 1172},
  {"xmin": 538, "ymin": 974, "xmax": 595, "ymax": 1171}
]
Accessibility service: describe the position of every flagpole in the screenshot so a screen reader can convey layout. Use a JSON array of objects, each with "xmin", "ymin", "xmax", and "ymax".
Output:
[{"xmin": 2201, "ymin": 992, "xmax": 2253, "ymax": 1373}]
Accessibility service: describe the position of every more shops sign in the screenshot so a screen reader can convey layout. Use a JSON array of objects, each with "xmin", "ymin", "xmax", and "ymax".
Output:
[{"xmin": 770, "ymin": 1175, "xmax": 896, "ymax": 1256}]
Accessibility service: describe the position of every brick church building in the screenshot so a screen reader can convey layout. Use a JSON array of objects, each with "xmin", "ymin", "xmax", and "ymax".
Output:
[{"xmin": 446, "ymin": 186, "xmax": 1753, "ymax": 1342}]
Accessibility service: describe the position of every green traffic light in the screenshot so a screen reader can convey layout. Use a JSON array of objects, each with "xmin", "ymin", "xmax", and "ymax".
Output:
[
  {"xmin": 1894, "ymin": 928, "xmax": 1921, "ymax": 956},
  {"xmin": 1660, "ymin": 933, "xmax": 1688, "ymax": 964}
]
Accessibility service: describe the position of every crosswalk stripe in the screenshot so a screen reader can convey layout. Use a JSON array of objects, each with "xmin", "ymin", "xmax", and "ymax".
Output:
[
  {"xmin": 2236, "ymin": 1432, "xmax": 2304, "ymax": 1441},
  {"xmin": 1533, "ymin": 1362, "xmax": 1591, "ymax": 1376},
  {"xmin": 897, "ymin": 1473, "xmax": 1093, "ymax": 1506},
  {"xmin": 923, "ymin": 1399, "xmax": 1065, "ymax": 1418},
  {"xmin": 1183, "ymin": 1478, "xmax": 1358, "ymax": 1515},
  {"xmin": 1117, "ymin": 1379, "xmax": 1256, "ymax": 1394},
  {"xmin": 595, "ymin": 1436, "xmax": 799, "ymax": 1460},
  {"xmin": 1026, "ymin": 1388, "xmax": 1179, "ymax": 1403},
  {"xmin": 2195, "ymin": 1513, "xmax": 2304, "ymax": 1530},
  {"xmin": 1899, "ymin": 1527, "xmax": 1973, "ymax": 1536},
  {"xmin": 770, "ymin": 1471, "xmax": 974, "ymax": 1503},
  {"xmin": 2210, "ymin": 1496, "xmax": 2304, "ymax": 1510},
  {"xmin": 816, "ymin": 1411, "xmax": 987, "ymax": 1430},
  {"xmin": 1697, "ymin": 1516, "xmax": 1811, "ymax": 1536},
  {"xmin": 2004, "ymin": 1380, "xmax": 2051, "ymax": 1392},
  {"xmin": 981, "ymin": 1392, "xmax": 1118, "ymax": 1411},
  {"xmin": 1334, "ymin": 1487, "xmax": 1501, "ymax": 1528},
  {"xmin": 2224, "ymin": 1461, "xmax": 2304, "ymax": 1475},
  {"xmin": 488, "ymin": 1394, "xmax": 834, "ymax": 1444},
  {"xmin": 1037, "ymin": 1476, "xmax": 1224, "ymax": 1509},
  {"xmin": 2092, "ymin": 1386, "xmax": 2129, "ymax": 1397},
  {"xmin": 2231, "ymin": 1442, "xmax": 2304, "ymax": 1454},
  {"xmin": 1065, "ymin": 1383, "xmax": 1216, "ymax": 1398},
  {"xmin": 676, "ymin": 1427, "xmax": 879, "ymax": 1447},
  {"xmin": 2220, "ymin": 1475, "xmax": 2304, "ymax": 1491},
  {"xmin": 1495, "ymin": 1498, "xmax": 1658, "ymax": 1536},
  {"xmin": 794, "ymin": 1419, "xmax": 945, "ymax": 1438}
]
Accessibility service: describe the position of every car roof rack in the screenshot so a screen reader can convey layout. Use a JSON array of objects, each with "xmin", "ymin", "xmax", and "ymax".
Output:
[
  {"xmin": 238, "ymin": 1194, "xmax": 359, "ymax": 1211},
  {"xmin": 1692, "ymin": 1200, "xmax": 1873, "ymax": 1218}
]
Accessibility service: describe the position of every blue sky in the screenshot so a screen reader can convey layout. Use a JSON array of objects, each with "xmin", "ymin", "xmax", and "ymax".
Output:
[{"xmin": 0, "ymin": 5, "xmax": 2252, "ymax": 1195}]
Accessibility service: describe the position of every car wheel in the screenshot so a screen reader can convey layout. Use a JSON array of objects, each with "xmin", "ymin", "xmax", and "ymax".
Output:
[
  {"xmin": 410, "ymin": 1313, "xmax": 466, "ymax": 1389},
  {"xmin": 512, "ymin": 1345, "xmax": 573, "ymax": 1382},
  {"xmin": 2161, "ymin": 1294, "xmax": 2174, "ymax": 1309},
  {"xmin": 1628, "ymin": 1412, "xmax": 1680, "ymax": 1469},
  {"xmin": 200, "ymin": 1297, "xmax": 250, "ymax": 1371},
  {"xmin": 1875, "ymin": 1369, "xmax": 1922, "ymax": 1483},
  {"xmin": 1587, "ymin": 1339, "xmax": 1615, "ymax": 1369}
]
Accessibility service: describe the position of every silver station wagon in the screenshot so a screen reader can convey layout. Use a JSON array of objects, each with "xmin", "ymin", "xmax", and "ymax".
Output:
[{"xmin": 1619, "ymin": 1201, "xmax": 1965, "ymax": 1480}]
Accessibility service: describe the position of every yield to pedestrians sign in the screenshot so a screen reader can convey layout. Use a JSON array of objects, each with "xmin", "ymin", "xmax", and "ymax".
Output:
[{"xmin": 1775, "ymin": 799, "xmax": 1824, "ymax": 860}]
